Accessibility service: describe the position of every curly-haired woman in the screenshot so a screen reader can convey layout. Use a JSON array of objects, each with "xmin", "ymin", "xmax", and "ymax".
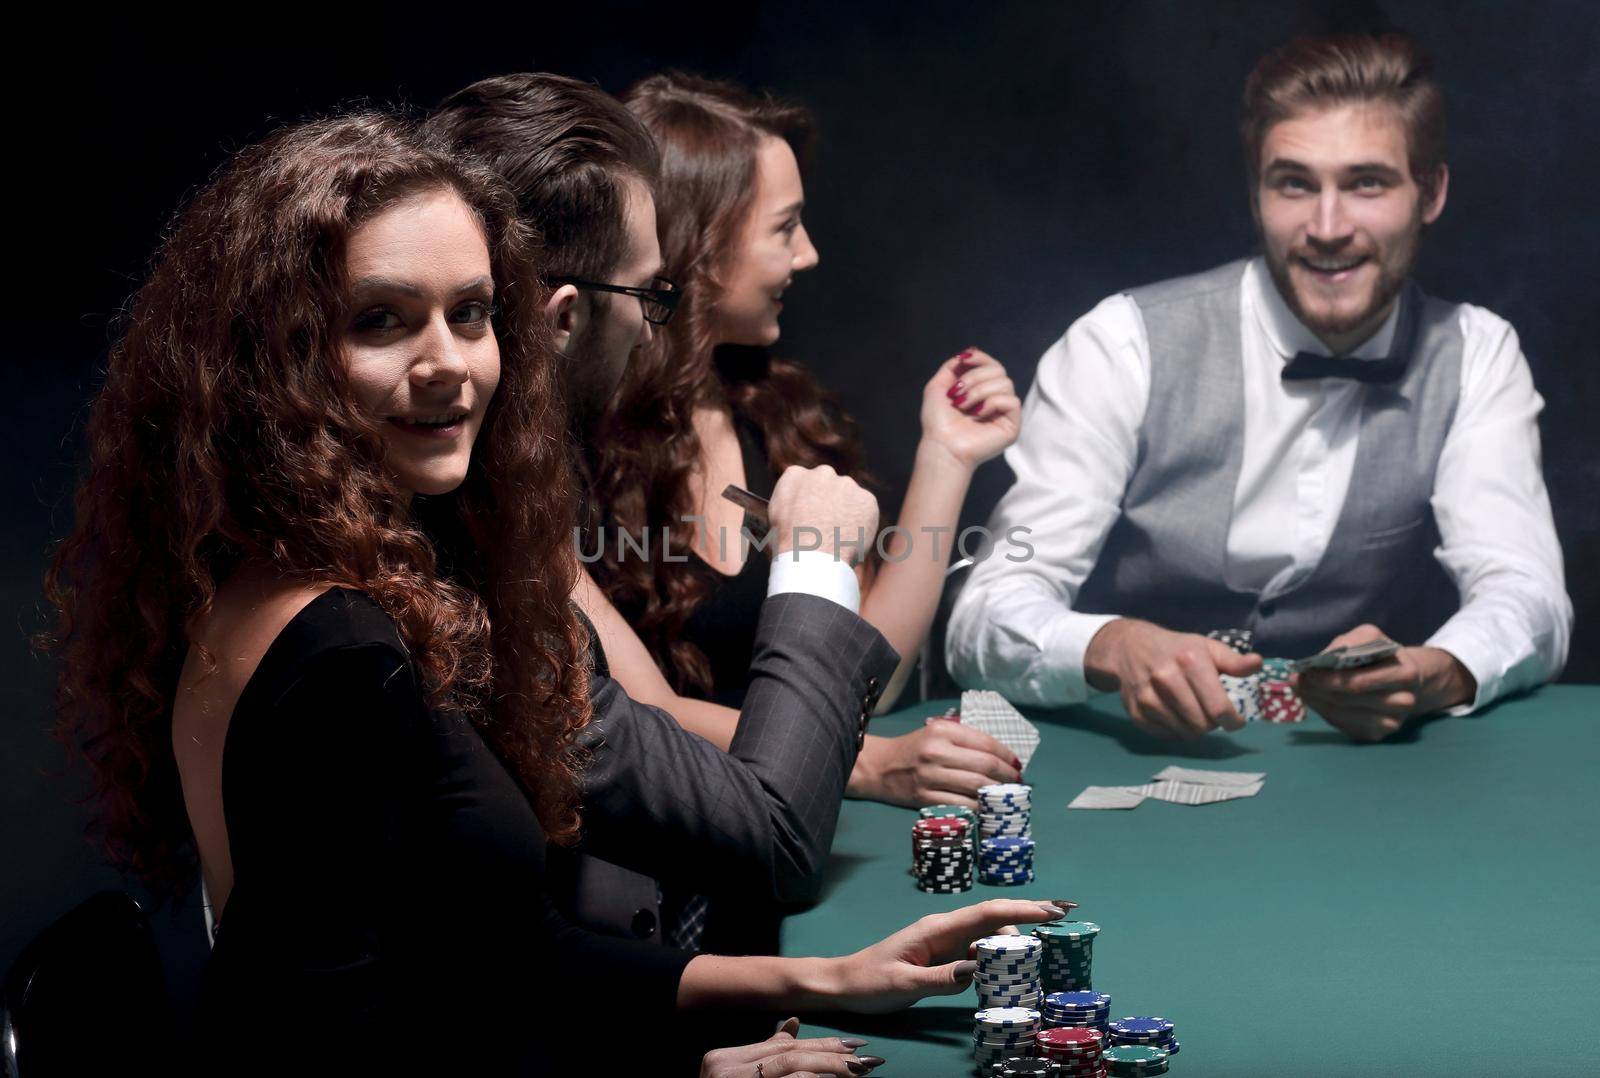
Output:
[{"xmin": 42, "ymin": 111, "xmax": 1065, "ymax": 1074}]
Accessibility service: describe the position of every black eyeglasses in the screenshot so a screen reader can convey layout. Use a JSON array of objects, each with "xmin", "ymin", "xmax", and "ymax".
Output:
[{"xmin": 549, "ymin": 274, "xmax": 682, "ymax": 325}]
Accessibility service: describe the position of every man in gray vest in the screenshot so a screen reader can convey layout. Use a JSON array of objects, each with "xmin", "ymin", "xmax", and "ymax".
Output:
[{"xmin": 947, "ymin": 31, "xmax": 1571, "ymax": 742}]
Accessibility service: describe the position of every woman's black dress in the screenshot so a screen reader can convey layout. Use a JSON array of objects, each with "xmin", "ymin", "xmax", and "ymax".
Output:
[{"xmin": 196, "ymin": 587, "xmax": 692, "ymax": 1074}]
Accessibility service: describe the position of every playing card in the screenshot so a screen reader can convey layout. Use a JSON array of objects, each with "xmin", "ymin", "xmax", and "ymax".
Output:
[
  {"xmin": 1151, "ymin": 765, "xmax": 1266, "ymax": 786},
  {"xmin": 1136, "ymin": 779, "xmax": 1265, "ymax": 805},
  {"xmin": 1067, "ymin": 785, "xmax": 1148, "ymax": 810},
  {"xmin": 959, "ymin": 690, "xmax": 1042, "ymax": 770},
  {"xmin": 1290, "ymin": 638, "xmax": 1400, "ymax": 673}
]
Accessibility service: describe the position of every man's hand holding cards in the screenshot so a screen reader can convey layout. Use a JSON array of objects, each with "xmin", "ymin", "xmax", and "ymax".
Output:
[{"xmin": 1294, "ymin": 623, "xmax": 1478, "ymax": 742}]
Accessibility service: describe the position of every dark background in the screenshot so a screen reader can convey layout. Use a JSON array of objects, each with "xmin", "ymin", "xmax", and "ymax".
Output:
[{"xmin": 6, "ymin": 0, "xmax": 1596, "ymax": 1017}]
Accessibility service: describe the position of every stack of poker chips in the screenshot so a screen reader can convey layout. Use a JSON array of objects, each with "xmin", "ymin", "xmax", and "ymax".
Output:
[
  {"xmin": 1210, "ymin": 628, "xmax": 1307, "ymax": 724},
  {"xmin": 973, "ymin": 935, "xmax": 1043, "ymax": 1011},
  {"xmin": 1106, "ymin": 1017, "xmax": 1179, "ymax": 1057},
  {"xmin": 977, "ymin": 783, "xmax": 1034, "ymax": 884},
  {"xmin": 1036, "ymin": 1026, "xmax": 1108, "ymax": 1076},
  {"xmin": 1207, "ymin": 627, "xmax": 1253, "ymax": 653},
  {"xmin": 911, "ymin": 815, "xmax": 973, "ymax": 893},
  {"xmin": 1034, "ymin": 921, "xmax": 1099, "ymax": 992},
  {"xmin": 979, "ymin": 835, "xmax": 1036, "ymax": 886},
  {"xmin": 1040, "ymin": 990, "xmax": 1111, "ymax": 1033},
  {"xmin": 1256, "ymin": 657, "xmax": 1306, "ymax": 724},
  {"xmin": 973, "ymin": 1006, "xmax": 1042, "ymax": 1069},
  {"xmin": 1210, "ymin": 628, "xmax": 1264, "ymax": 722},
  {"xmin": 1103, "ymin": 1044, "xmax": 1171, "ymax": 1076},
  {"xmin": 922, "ymin": 803, "xmax": 979, "ymax": 861}
]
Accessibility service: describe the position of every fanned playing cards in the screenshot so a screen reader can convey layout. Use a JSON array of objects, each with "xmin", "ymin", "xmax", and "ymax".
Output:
[{"xmin": 958, "ymin": 690, "xmax": 1043, "ymax": 770}]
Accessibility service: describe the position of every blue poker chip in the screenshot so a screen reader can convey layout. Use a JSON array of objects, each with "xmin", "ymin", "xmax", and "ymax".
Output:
[
  {"xmin": 982, "ymin": 835, "xmax": 1035, "ymax": 849},
  {"xmin": 1052, "ymin": 992, "xmax": 1111, "ymax": 1006},
  {"xmin": 1108, "ymin": 1018, "xmax": 1173, "ymax": 1036}
]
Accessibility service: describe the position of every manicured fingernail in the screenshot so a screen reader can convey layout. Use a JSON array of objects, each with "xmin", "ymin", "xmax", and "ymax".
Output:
[
  {"xmin": 841, "ymin": 1038, "xmax": 869, "ymax": 1049},
  {"xmin": 776, "ymin": 1015, "xmax": 799, "ymax": 1034},
  {"xmin": 947, "ymin": 380, "xmax": 965, "ymax": 396},
  {"xmin": 1011, "ymin": 757, "xmax": 1023, "ymax": 770},
  {"xmin": 954, "ymin": 959, "xmax": 978, "ymax": 980},
  {"xmin": 953, "ymin": 392, "xmax": 967, "ymax": 406},
  {"xmin": 1037, "ymin": 902, "xmax": 1067, "ymax": 918},
  {"xmin": 847, "ymin": 1062, "xmax": 869, "ymax": 1075},
  {"xmin": 859, "ymin": 1056, "xmax": 887, "ymax": 1068},
  {"xmin": 1052, "ymin": 899, "xmax": 1079, "ymax": 912},
  {"xmin": 959, "ymin": 349, "xmax": 973, "ymax": 358}
]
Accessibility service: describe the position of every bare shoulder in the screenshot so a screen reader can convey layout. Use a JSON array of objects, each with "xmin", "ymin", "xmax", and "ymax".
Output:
[{"xmin": 172, "ymin": 573, "xmax": 339, "ymax": 749}]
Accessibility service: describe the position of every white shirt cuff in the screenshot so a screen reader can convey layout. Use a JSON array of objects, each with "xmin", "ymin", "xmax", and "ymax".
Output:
[
  {"xmin": 1036, "ymin": 611, "xmax": 1122, "ymax": 703},
  {"xmin": 767, "ymin": 549, "xmax": 861, "ymax": 615},
  {"xmin": 1424, "ymin": 622, "xmax": 1502, "ymax": 716}
]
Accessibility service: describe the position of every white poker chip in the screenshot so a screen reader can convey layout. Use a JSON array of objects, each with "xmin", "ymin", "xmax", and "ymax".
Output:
[
  {"xmin": 974, "ymin": 1006, "xmax": 1041, "ymax": 1026},
  {"xmin": 975, "ymin": 935, "xmax": 1042, "ymax": 955}
]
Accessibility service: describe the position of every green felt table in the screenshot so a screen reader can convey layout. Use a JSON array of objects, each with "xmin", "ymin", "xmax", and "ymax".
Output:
[{"xmin": 781, "ymin": 685, "xmax": 1600, "ymax": 1077}]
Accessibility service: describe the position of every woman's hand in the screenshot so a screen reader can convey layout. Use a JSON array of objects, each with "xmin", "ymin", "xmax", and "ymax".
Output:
[
  {"xmin": 700, "ymin": 1018, "xmax": 883, "ymax": 1077},
  {"xmin": 823, "ymin": 899, "xmax": 1072, "ymax": 1013},
  {"xmin": 919, "ymin": 348, "xmax": 1022, "ymax": 471},
  {"xmin": 848, "ymin": 724, "xmax": 1021, "ymax": 807}
]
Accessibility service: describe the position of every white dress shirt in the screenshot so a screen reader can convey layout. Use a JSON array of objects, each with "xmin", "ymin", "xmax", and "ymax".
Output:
[{"xmin": 948, "ymin": 258, "xmax": 1571, "ymax": 713}]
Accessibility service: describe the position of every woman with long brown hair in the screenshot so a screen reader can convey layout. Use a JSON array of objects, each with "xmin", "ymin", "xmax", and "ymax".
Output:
[
  {"xmin": 42, "ymin": 110, "xmax": 1065, "ymax": 1074},
  {"xmin": 578, "ymin": 72, "xmax": 1026, "ymax": 812}
]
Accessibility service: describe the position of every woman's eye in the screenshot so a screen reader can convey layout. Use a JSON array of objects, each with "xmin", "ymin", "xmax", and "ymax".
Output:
[
  {"xmin": 779, "ymin": 218, "xmax": 801, "ymax": 237},
  {"xmin": 452, "ymin": 301, "xmax": 495, "ymax": 325},
  {"xmin": 353, "ymin": 308, "xmax": 403, "ymax": 332}
]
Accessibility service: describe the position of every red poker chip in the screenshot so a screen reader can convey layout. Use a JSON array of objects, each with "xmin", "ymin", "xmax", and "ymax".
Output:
[
  {"xmin": 914, "ymin": 818, "xmax": 968, "ymax": 832},
  {"xmin": 1037, "ymin": 1027, "xmax": 1102, "ymax": 1047}
]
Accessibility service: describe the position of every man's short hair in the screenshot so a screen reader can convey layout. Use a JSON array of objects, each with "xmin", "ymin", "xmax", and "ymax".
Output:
[
  {"xmin": 424, "ymin": 73, "xmax": 660, "ymax": 284},
  {"xmin": 1241, "ymin": 32, "xmax": 1447, "ymax": 194}
]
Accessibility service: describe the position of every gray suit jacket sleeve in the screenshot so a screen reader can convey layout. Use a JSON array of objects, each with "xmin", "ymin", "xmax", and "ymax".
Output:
[{"xmin": 574, "ymin": 592, "xmax": 899, "ymax": 906}]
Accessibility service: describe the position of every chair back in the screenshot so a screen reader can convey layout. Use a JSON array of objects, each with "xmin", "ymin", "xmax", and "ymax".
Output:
[{"xmin": 2, "ymin": 891, "xmax": 175, "ymax": 1077}]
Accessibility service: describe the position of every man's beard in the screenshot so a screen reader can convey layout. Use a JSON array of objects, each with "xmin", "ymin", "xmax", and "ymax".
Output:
[
  {"xmin": 1263, "ymin": 206, "xmax": 1424, "ymax": 349},
  {"xmin": 565, "ymin": 324, "xmax": 627, "ymax": 437}
]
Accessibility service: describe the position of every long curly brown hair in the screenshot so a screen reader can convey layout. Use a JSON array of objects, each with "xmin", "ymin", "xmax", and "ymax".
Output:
[
  {"xmin": 590, "ymin": 73, "xmax": 871, "ymax": 694},
  {"xmin": 40, "ymin": 112, "xmax": 591, "ymax": 898}
]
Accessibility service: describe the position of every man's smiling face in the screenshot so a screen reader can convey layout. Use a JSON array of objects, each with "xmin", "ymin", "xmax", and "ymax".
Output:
[{"xmin": 1255, "ymin": 101, "xmax": 1447, "ymax": 354}]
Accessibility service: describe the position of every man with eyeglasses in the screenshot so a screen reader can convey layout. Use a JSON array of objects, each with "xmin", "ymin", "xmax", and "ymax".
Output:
[
  {"xmin": 422, "ymin": 77, "xmax": 894, "ymax": 1046},
  {"xmin": 947, "ymin": 31, "xmax": 1570, "ymax": 743}
]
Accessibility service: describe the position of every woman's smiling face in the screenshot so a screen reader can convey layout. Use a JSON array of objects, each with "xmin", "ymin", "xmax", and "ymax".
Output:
[
  {"xmin": 710, "ymin": 136, "xmax": 819, "ymax": 348},
  {"xmin": 342, "ymin": 187, "xmax": 502, "ymax": 497}
]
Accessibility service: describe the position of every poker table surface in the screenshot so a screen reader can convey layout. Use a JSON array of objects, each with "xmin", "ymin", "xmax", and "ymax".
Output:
[{"xmin": 782, "ymin": 685, "xmax": 1600, "ymax": 1077}]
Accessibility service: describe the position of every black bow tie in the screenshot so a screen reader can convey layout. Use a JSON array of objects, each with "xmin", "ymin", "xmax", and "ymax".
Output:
[
  {"xmin": 1280, "ymin": 286, "xmax": 1420, "ymax": 385},
  {"xmin": 1281, "ymin": 352, "xmax": 1408, "ymax": 384}
]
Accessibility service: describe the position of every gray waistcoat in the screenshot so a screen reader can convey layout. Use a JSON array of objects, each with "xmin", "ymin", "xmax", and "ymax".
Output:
[{"xmin": 1074, "ymin": 259, "xmax": 1463, "ymax": 657}]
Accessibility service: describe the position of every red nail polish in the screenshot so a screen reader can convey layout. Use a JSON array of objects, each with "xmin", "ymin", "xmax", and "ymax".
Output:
[
  {"xmin": 953, "ymin": 392, "xmax": 967, "ymax": 406},
  {"xmin": 959, "ymin": 349, "xmax": 973, "ymax": 359},
  {"xmin": 1012, "ymin": 757, "xmax": 1023, "ymax": 771}
]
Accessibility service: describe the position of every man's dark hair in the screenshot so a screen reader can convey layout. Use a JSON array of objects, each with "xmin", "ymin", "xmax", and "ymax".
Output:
[
  {"xmin": 424, "ymin": 73, "xmax": 661, "ymax": 283},
  {"xmin": 1241, "ymin": 32, "xmax": 1447, "ymax": 199}
]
